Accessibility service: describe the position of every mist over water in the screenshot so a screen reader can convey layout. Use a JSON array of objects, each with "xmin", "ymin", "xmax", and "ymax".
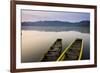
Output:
[
  {"xmin": 21, "ymin": 26, "xmax": 90, "ymax": 63},
  {"xmin": 22, "ymin": 26, "xmax": 90, "ymax": 33}
]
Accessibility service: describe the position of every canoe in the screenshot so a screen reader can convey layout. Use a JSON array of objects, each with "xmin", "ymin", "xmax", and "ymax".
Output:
[
  {"xmin": 41, "ymin": 38, "xmax": 83, "ymax": 61},
  {"xmin": 57, "ymin": 39, "xmax": 83, "ymax": 61},
  {"xmin": 41, "ymin": 39, "xmax": 62, "ymax": 61}
]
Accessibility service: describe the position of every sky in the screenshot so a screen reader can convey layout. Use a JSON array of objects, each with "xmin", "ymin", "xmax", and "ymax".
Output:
[{"xmin": 21, "ymin": 9, "xmax": 90, "ymax": 22}]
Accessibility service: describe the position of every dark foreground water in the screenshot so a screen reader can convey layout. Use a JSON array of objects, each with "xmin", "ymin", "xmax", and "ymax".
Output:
[{"xmin": 21, "ymin": 26, "xmax": 90, "ymax": 63}]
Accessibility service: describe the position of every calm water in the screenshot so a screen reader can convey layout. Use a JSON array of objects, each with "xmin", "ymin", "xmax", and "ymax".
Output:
[
  {"xmin": 21, "ymin": 26, "xmax": 90, "ymax": 63},
  {"xmin": 22, "ymin": 26, "xmax": 90, "ymax": 33}
]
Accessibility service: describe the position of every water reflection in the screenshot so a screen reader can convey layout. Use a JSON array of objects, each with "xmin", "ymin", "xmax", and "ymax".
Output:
[
  {"xmin": 22, "ymin": 26, "xmax": 90, "ymax": 33},
  {"xmin": 21, "ymin": 30, "xmax": 90, "ymax": 63}
]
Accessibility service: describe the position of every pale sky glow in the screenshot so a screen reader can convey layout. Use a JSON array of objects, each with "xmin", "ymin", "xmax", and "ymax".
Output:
[{"xmin": 21, "ymin": 9, "xmax": 90, "ymax": 22}]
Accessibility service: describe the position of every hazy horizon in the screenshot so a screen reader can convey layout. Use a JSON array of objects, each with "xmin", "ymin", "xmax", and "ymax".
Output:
[{"xmin": 21, "ymin": 10, "xmax": 90, "ymax": 22}]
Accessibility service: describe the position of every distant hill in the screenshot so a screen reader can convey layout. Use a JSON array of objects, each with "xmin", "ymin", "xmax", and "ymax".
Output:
[{"xmin": 22, "ymin": 21, "xmax": 90, "ymax": 27}]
